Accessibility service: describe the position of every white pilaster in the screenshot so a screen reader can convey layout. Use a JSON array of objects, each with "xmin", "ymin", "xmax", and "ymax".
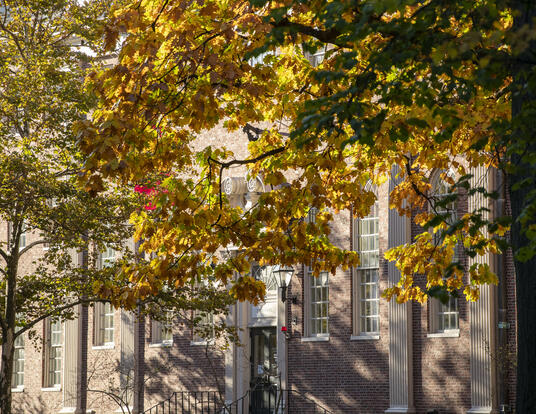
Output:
[
  {"xmin": 120, "ymin": 311, "xmax": 135, "ymax": 408},
  {"xmin": 386, "ymin": 167, "xmax": 415, "ymax": 413},
  {"xmin": 468, "ymin": 166, "xmax": 497, "ymax": 414},
  {"xmin": 63, "ymin": 309, "xmax": 79, "ymax": 410}
]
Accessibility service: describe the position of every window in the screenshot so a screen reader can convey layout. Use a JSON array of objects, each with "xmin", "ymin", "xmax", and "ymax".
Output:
[
  {"xmin": 192, "ymin": 311, "xmax": 214, "ymax": 344},
  {"xmin": 19, "ymin": 222, "xmax": 26, "ymax": 250},
  {"xmin": 429, "ymin": 172, "xmax": 459, "ymax": 333},
  {"xmin": 308, "ymin": 268, "xmax": 329, "ymax": 336},
  {"xmin": 12, "ymin": 332, "xmax": 24, "ymax": 389},
  {"xmin": 9, "ymin": 222, "xmax": 26, "ymax": 251},
  {"xmin": 252, "ymin": 264, "xmax": 278, "ymax": 292},
  {"xmin": 248, "ymin": 49, "xmax": 277, "ymax": 66},
  {"xmin": 101, "ymin": 246, "xmax": 116, "ymax": 268},
  {"xmin": 151, "ymin": 312, "xmax": 173, "ymax": 345},
  {"xmin": 304, "ymin": 46, "xmax": 327, "ymax": 67},
  {"xmin": 94, "ymin": 247, "xmax": 116, "ymax": 347},
  {"xmin": 304, "ymin": 207, "xmax": 329, "ymax": 338},
  {"xmin": 44, "ymin": 318, "xmax": 62, "ymax": 388},
  {"xmin": 353, "ymin": 195, "xmax": 380, "ymax": 336},
  {"xmin": 94, "ymin": 302, "xmax": 115, "ymax": 347}
]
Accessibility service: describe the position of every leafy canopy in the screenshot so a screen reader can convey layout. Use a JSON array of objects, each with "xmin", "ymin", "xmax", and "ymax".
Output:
[{"xmin": 78, "ymin": 0, "xmax": 529, "ymax": 305}]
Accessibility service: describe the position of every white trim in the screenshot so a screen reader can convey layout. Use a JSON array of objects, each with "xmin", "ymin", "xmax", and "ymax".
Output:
[
  {"xmin": 385, "ymin": 408, "xmax": 416, "ymax": 413},
  {"xmin": 41, "ymin": 386, "xmax": 61, "ymax": 392},
  {"xmin": 466, "ymin": 408, "xmax": 493, "ymax": 414},
  {"xmin": 350, "ymin": 334, "xmax": 380, "ymax": 341},
  {"xmin": 11, "ymin": 386, "xmax": 24, "ymax": 393},
  {"xmin": 190, "ymin": 339, "xmax": 214, "ymax": 346},
  {"xmin": 248, "ymin": 318, "xmax": 277, "ymax": 328},
  {"xmin": 301, "ymin": 336, "xmax": 329, "ymax": 342},
  {"xmin": 149, "ymin": 341, "xmax": 173, "ymax": 348},
  {"xmin": 91, "ymin": 344, "xmax": 115, "ymax": 350},
  {"xmin": 427, "ymin": 330, "xmax": 460, "ymax": 338}
]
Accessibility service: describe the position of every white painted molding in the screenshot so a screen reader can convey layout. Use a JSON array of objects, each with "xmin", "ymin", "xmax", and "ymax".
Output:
[
  {"xmin": 426, "ymin": 330, "xmax": 460, "ymax": 338},
  {"xmin": 350, "ymin": 335, "xmax": 380, "ymax": 341},
  {"xmin": 301, "ymin": 336, "xmax": 330, "ymax": 342}
]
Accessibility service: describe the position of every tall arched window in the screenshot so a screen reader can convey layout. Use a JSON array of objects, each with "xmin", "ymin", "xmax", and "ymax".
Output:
[
  {"xmin": 430, "ymin": 172, "xmax": 459, "ymax": 333},
  {"xmin": 353, "ymin": 184, "xmax": 380, "ymax": 336}
]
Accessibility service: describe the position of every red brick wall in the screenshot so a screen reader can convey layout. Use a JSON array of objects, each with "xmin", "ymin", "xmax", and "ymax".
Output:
[{"xmin": 143, "ymin": 317, "xmax": 226, "ymax": 410}]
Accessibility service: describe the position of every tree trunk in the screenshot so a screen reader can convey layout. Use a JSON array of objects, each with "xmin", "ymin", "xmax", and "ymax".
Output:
[
  {"xmin": 0, "ymin": 260, "xmax": 17, "ymax": 414},
  {"xmin": 511, "ymin": 1, "xmax": 536, "ymax": 412},
  {"xmin": 510, "ymin": 193, "xmax": 536, "ymax": 412},
  {"xmin": 0, "ymin": 329, "xmax": 15, "ymax": 414}
]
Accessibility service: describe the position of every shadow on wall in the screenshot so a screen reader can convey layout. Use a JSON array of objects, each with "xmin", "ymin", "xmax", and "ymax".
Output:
[
  {"xmin": 287, "ymin": 264, "xmax": 474, "ymax": 414},
  {"xmin": 143, "ymin": 339, "xmax": 226, "ymax": 410},
  {"xmin": 412, "ymin": 267, "xmax": 471, "ymax": 414},
  {"xmin": 13, "ymin": 394, "xmax": 58, "ymax": 414},
  {"xmin": 287, "ymin": 270, "xmax": 389, "ymax": 414}
]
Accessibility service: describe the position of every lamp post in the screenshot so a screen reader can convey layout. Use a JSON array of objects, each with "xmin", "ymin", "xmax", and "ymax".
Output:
[{"xmin": 272, "ymin": 265, "xmax": 295, "ymax": 303}]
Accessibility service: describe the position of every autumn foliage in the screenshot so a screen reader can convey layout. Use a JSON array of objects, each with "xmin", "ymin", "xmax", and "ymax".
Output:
[{"xmin": 77, "ymin": 0, "xmax": 524, "ymax": 309}]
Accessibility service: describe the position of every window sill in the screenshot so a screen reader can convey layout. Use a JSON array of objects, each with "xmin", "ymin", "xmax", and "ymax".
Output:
[
  {"xmin": 11, "ymin": 387, "xmax": 24, "ymax": 393},
  {"xmin": 42, "ymin": 387, "xmax": 61, "ymax": 392},
  {"xmin": 149, "ymin": 341, "xmax": 173, "ymax": 348},
  {"xmin": 350, "ymin": 334, "xmax": 380, "ymax": 341},
  {"xmin": 92, "ymin": 344, "xmax": 115, "ymax": 350},
  {"xmin": 427, "ymin": 330, "xmax": 460, "ymax": 338},
  {"xmin": 190, "ymin": 340, "xmax": 214, "ymax": 346},
  {"xmin": 301, "ymin": 336, "xmax": 330, "ymax": 342}
]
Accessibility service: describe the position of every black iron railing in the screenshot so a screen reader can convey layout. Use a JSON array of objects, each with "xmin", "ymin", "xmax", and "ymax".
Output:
[
  {"xmin": 143, "ymin": 387, "xmax": 333, "ymax": 414},
  {"xmin": 223, "ymin": 387, "xmax": 332, "ymax": 414},
  {"xmin": 144, "ymin": 390, "xmax": 224, "ymax": 414}
]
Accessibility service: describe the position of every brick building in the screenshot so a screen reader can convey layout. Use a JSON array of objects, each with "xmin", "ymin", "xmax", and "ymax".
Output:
[{"xmin": 8, "ymin": 128, "xmax": 517, "ymax": 414}]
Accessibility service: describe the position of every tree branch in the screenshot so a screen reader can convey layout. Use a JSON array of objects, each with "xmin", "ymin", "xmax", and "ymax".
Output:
[
  {"xmin": 15, "ymin": 297, "xmax": 94, "ymax": 337},
  {"xmin": 18, "ymin": 239, "xmax": 48, "ymax": 257},
  {"xmin": 271, "ymin": 18, "xmax": 348, "ymax": 47},
  {"xmin": 0, "ymin": 247, "xmax": 7, "ymax": 264}
]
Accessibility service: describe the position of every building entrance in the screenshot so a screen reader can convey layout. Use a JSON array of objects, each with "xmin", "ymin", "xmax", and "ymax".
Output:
[{"xmin": 250, "ymin": 327, "xmax": 278, "ymax": 413}]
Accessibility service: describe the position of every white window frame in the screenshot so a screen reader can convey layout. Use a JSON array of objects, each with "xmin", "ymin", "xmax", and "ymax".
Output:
[
  {"xmin": 93, "ymin": 302, "xmax": 115, "ymax": 347},
  {"xmin": 12, "ymin": 331, "xmax": 24, "ymax": 389},
  {"xmin": 429, "ymin": 171, "xmax": 460, "ymax": 335},
  {"xmin": 151, "ymin": 311, "xmax": 174, "ymax": 347},
  {"xmin": 191, "ymin": 311, "xmax": 215, "ymax": 346},
  {"xmin": 304, "ymin": 266, "xmax": 329, "ymax": 339},
  {"xmin": 43, "ymin": 318, "xmax": 62, "ymax": 389},
  {"xmin": 302, "ymin": 207, "xmax": 329, "ymax": 340},
  {"xmin": 352, "ymin": 193, "xmax": 380, "ymax": 337},
  {"xmin": 93, "ymin": 247, "xmax": 117, "ymax": 347},
  {"xmin": 19, "ymin": 222, "xmax": 26, "ymax": 251},
  {"xmin": 303, "ymin": 44, "xmax": 328, "ymax": 67},
  {"xmin": 100, "ymin": 246, "xmax": 116, "ymax": 268}
]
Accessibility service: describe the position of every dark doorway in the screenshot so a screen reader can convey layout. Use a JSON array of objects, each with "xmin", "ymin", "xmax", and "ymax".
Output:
[{"xmin": 250, "ymin": 327, "xmax": 278, "ymax": 413}]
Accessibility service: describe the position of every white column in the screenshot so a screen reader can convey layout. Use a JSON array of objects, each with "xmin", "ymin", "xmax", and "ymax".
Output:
[
  {"xmin": 468, "ymin": 166, "xmax": 498, "ymax": 414},
  {"xmin": 386, "ymin": 168, "xmax": 415, "ymax": 413},
  {"xmin": 225, "ymin": 303, "xmax": 237, "ymax": 405},
  {"xmin": 121, "ymin": 311, "xmax": 135, "ymax": 409},
  {"xmin": 62, "ymin": 309, "xmax": 79, "ymax": 412}
]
